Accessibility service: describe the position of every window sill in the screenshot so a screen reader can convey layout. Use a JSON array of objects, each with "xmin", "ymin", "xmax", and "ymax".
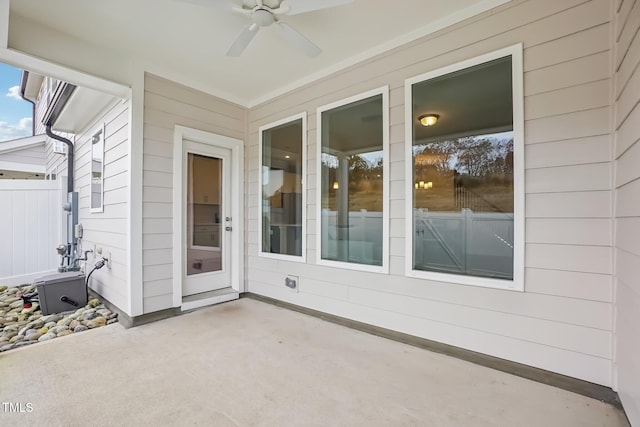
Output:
[{"xmin": 406, "ymin": 268, "xmax": 523, "ymax": 292}]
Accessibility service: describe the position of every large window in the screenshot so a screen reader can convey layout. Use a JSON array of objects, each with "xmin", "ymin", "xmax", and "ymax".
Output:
[
  {"xmin": 405, "ymin": 45, "xmax": 524, "ymax": 290},
  {"xmin": 90, "ymin": 125, "xmax": 104, "ymax": 213},
  {"xmin": 259, "ymin": 114, "xmax": 306, "ymax": 260},
  {"xmin": 317, "ymin": 87, "xmax": 389, "ymax": 272}
]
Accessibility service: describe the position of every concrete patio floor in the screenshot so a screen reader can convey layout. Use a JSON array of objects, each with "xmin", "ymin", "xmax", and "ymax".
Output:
[{"xmin": 0, "ymin": 298, "xmax": 629, "ymax": 427}]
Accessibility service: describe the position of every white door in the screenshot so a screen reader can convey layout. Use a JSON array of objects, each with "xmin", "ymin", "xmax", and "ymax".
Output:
[{"xmin": 182, "ymin": 140, "xmax": 233, "ymax": 296}]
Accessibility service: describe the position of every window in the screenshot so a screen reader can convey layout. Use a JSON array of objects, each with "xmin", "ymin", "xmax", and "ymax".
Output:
[
  {"xmin": 405, "ymin": 45, "xmax": 524, "ymax": 290},
  {"xmin": 317, "ymin": 87, "xmax": 389, "ymax": 272},
  {"xmin": 259, "ymin": 113, "xmax": 306, "ymax": 260},
  {"xmin": 90, "ymin": 126, "xmax": 104, "ymax": 212}
]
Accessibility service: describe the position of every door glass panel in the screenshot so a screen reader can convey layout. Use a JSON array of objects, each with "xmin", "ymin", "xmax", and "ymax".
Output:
[{"xmin": 187, "ymin": 153, "xmax": 222, "ymax": 276}]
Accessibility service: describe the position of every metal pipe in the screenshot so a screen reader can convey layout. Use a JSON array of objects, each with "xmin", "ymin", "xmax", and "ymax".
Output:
[
  {"xmin": 46, "ymin": 124, "xmax": 74, "ymax": 193},
  {"xmin": 18, "ymin": 71, "xmax": 36, "ymax": 136}
]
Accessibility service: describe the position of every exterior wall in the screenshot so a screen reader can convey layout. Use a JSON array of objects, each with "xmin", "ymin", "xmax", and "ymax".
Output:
[
  {"xmin": 35, "ymin": 75, "xmax": 130, "ymax": 310},
  {"xmin": 71, "ymin": 100, "xmax": 130, "ymax": 310},
  {"xmin": 613, "ymin": 0, "xmax": 640, "ymax": 423},
  {"xmin": 141, "ymin": 73, "xmax": 246, "ymax": 314},
  {"xmin": 246, "ymin": 0, "xmax": 614, "ymax": 386}
]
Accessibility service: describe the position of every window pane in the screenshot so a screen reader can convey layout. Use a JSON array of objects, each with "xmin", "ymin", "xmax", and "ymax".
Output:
[
  {"xmin": 187, "ymin": 153, "xmax": 222, "ymax": 275},
  {"xmin": 321, "ymin": 94, "xmax": 384, "ymax": 266},
  {"xmin": 261, "ymin": 119, "xmax": 303, "ymax": 256},
  {"xmin": 411, "ymin": 57, "xmax": 514, "ymax": 280},
  {"xmin": 90, "ymin": 129, "xmax": 103, "ymax": 210}
]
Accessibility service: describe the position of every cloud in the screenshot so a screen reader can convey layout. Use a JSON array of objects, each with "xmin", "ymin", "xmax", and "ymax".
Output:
[
  {"xmin": 0, "ymin": 117, "xmax": 33, "ymax": 142},
  {"xmin": 6, "ymin": 85, "xmax": 22, "ymax": 100}
]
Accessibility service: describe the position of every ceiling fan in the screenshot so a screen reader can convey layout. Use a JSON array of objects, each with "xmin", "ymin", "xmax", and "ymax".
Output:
[{"xmin": 179, "ymin": 0, "xmax": 354, "ymax": 57}]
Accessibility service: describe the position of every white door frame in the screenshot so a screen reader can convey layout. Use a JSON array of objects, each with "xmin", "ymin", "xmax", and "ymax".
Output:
[{"xmin": 172, "ymin": 126, "xmax": 245, "ymax": 308}]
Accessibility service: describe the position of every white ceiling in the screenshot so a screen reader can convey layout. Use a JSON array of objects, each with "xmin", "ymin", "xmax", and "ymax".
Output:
[{"xmin": 8, "ymin": 0, "xmax": 509, "ymax": 106}]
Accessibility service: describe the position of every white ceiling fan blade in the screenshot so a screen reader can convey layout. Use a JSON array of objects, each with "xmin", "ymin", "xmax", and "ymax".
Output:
[
  {"xmin": 280, "ymin": 0, "xmax": 354, "ymax": 15},
  {"xmin": 226, "ymin": 23, "xmax": 259, "ymax": 57},
  {"xmin": 276, "ymin": 22, "xmax": 321, "ymax": 57}
]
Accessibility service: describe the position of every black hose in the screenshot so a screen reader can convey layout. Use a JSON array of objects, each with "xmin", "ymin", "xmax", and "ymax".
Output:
[{"xmin": 86, "ymin": 258, "xmax": 106, "ymax": 286}]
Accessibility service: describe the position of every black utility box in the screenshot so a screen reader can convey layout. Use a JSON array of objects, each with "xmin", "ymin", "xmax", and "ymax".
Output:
[{"xmin": 35, "ymin": 272, "xmax": 87, "ymax": 315}]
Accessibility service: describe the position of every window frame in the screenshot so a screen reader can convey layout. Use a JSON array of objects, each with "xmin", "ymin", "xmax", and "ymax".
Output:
[
  {"xmin": 258, "ymin": 112, "xmax": 307, "ymax": 263},
  {"xmin": 90, "ymin": 124, "xmax": 105, "ymax": 214},
  {"xmin": 404, "ymin": 44, "xmax": 525, "ymax": 291},
  {"xmin": 316, "ymin": 86, "xmax": 390, "ymax": 274}
]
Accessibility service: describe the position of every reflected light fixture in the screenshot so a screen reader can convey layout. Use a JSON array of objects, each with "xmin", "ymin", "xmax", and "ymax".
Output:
[
  {"xmin": 285, "ymin": 155, "xmax": 291, "ymax": 159},
  {"xmin": 418, "ymin": 114, "xmax": 439, "ymax": 127},
  {"xmin": 333, "ymin": 181, "xmax": 339, "ymax": 190}
]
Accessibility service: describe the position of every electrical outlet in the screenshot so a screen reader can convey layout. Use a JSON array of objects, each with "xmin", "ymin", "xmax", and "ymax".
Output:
[
  {"xmin": 284, "ymin": 275, "xmax": 299, "ymax": 292},
  {"xmin": 106, "ymin": 251, "xmax": 112, "ymax": 269}
]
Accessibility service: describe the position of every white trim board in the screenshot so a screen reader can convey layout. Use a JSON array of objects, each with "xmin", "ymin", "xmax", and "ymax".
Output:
[
  {"xmin": 403, "ymin": 43, "xmax": 525, "ymax": 292},
  {"xmin": 0, "ymin": 160, "xmax": 45, "ymax": 174},
  {"xmin": 0, "ymin": 134, "xmax": 46, "ymax": 154},
  {"xmin": 258, "ymin": 112, "xmax": 307, "ymax": 263},
  {"xmin": 172, "ymin": 126, "xmax": 245, "ymax": 309},
  {"xmin": 0, "ymin": 47, "xmax": 131, "ymax": 99}
]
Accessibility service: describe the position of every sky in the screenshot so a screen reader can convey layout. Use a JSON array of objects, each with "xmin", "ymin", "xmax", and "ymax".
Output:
[{"xmin": 0, "ymin": 62, "xmax": 33, "ymax": 142}]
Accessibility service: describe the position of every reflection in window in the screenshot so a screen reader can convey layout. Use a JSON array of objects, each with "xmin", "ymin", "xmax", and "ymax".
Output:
[
  {"xmin": 261, "ymin": 118, "xmax": 303, "ymax": 257},
  {"xmin": 320, "ymin": 93, "xmax": 384, "ymax": 267},
  {"xmin": 411, "ymin": 56, "xmax": 515, "ymax": 280},
  {"xmin": 90, "ymin": 127, "xmax": 104, "ymax": 212}
]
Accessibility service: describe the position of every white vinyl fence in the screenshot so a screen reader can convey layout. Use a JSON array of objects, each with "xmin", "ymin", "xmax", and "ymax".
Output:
[
  {"xmin": 320, "ymin": 208, "xmax": 514, "ymax": 278},
  {"xmin": 414, "ymin": 208, "xmax": 514, "ymax": 279},
  {"xmin": 0, "ymin": 180, "xmax": 62, "ymax": 286}
]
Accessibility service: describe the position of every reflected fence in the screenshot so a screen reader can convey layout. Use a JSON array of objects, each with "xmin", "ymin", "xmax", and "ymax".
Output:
[{"xmin": 320, "ymin": 208, "xmax": 513, "ymax": 278}]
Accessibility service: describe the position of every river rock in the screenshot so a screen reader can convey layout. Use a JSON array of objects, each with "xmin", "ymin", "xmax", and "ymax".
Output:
[
  {"xmin": 9, "ymin": 334, "xmax": 24, "ymax": 343},
  {"xmin": 38, "ymin": 332, "xmax": 56, "ymax": 342},
  {"xmin": 82, "ymin": 311, "xmax": 99, "ymax": 321},
  {"xmin": 57, "ymin": 318, "xmax": 72, "ymax": 327},
  {"xmin": 41, "ymin": 314, "xmax": 62, "ymax": 324},
  {"xmin": 87, "ymin": 317, "xmax": 106, "ymax": 329},
  {"xmin": 21, "ymin": 304, "xmax": 39, "ymax": 314},
  {"xmin": 3, "ymin": 330, "xmax": 17, "ymax": 340},
  {"xmin": 4, "ymin": 297, "xmax": 20, "ymax": 304},
  {"xmin": 0, "ymin": 343, "xmax": 15, "ymax": 352},
  {"xmin": 9, "ymin": 300, "xmax": 23, "ymax": 309},
  {"xmin": 0, "ymin": 285, "xmax": 8, "ymax": 292},
  {"xmin": 38, "ymin": 327, "xmax": 49, "ymax": 335},
  {"xmin": 107, "ymin": 318, "xmax": 118, "ymax": 325},
  {"xmin": 87, "ymin": 298, "xmax": 100, "ymax": 308},
  {"xmin": 96, "ymin": 308, "xmax": 111, "ymax": 316},
  {"xmin": 6, "ymin": 287, "xmax": 18, "ymax": 294},
  {"xmin": 57, "ymin": 330, "xmax": 73, "ymax": 337},
  {"xmin": 44, "ymin": 321, "xmax": 57, "ymax": 330},
  {"xmin": 69, "ymin": 320, "xmax": 80, "ymax": 330},
  {"xmin": 25, "ymin": 332, "xmax": 42, "ymax": 341},
  {"xmin": 74, "ymin": 325, "xmax": 88, "ymax": 333},
  {"xmin": 23, "ymin": 328, "xmax": 37, "ymax": 336}
]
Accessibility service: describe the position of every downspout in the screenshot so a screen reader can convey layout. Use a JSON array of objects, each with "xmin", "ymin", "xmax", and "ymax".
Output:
[
  {"xmin": 43, "ymin": 82, "xmax": 77, "ymax": 193},
  {"xmin": 46, "ymin": 125, "xmax": 73, "ymax": 194},
  {"xmin": 18, "ymin": 71, "xmax": 35, "ymax": 136}
]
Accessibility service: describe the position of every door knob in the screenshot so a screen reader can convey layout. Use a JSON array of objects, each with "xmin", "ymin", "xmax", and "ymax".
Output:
[
  {"xmin": 225, "ymin": 226, "xmax": 232, "ymax": 231},
  {"xmin": 225, "ymin": 217, "xmax": 232, "ymax": 222}
]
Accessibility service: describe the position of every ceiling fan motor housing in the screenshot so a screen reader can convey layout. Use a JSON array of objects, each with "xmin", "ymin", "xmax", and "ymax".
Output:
[{"xmin": 252, "ymin": 8, "xmax": 275, "ymax": 26}]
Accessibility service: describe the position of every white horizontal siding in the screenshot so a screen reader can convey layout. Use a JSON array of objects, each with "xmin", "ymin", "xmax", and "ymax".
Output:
[
  {"xmin": 141, "ymin": 73, "xmax": 246, "ymax": 313},
  {"xmin": 72, "ymin": 101, "xmax": 130, "ymax": 310},
  {"xmin": 245, "ymin": 0, "xmax": 615, "ymax": 386},
  {"xmin": 614, "ymin": 0, "xmax": 640, "ymax": 423}
]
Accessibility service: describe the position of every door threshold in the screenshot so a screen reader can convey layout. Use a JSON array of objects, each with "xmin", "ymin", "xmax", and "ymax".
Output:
[{"xmin": 181, "ymin": 287, "xmax": 239, "ymax": 311}]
